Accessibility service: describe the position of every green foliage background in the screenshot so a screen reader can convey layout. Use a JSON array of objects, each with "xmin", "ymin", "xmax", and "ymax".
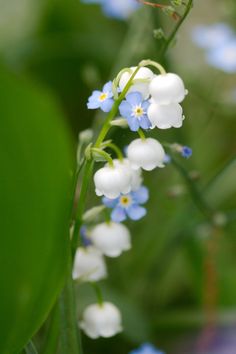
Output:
[{"xmin": 0, "ymin": 0, "xmax": 236, "ymax": 353}]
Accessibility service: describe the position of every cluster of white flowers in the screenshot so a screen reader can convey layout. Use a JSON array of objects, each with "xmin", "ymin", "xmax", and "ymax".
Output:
[{"xmin": 74, "ymin": 61, "xmax": 189, "ymax": 340}]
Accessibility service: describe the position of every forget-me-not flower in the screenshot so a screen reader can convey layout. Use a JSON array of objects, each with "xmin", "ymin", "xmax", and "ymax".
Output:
[
  {"xmin": 81, "ymin": 0, "xmax": 141, "ymax": 20},
  {"xmin": 101, "ymin": 0, "xmax": 141, "ymax": 20},
  {"xmin": 87, "ymin": 81, "xmax": 114, "ymax": 112},
  {"xmin": 181, "ymin": 146, "xmax": 192, "ymax": 158},
  {"xmin": 119, "ymin": 92, "xmax": 151, "ymax": 131},
  {"xmin": 102, "ymin": 186, "xmax": 149, "ymax": 222},
  {"xmin": 129, "ymin": 343, "xmax": 165, "ymax": 354},
  {"xmin": 192, "ymin": 23, "xmax": 234, "ymax": 49},
  {"xmin": 206, "ymin": 40, "xmax": 236, "ymax": 73}
]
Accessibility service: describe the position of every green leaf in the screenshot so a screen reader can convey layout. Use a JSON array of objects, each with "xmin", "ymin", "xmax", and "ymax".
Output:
[
  {"xmin": 0, "ymin": 65, "xmax": 73, "ymax": 354},
  {"xmin": 206, "ymin": 157, "xmax": 236, "ymax": 207}
]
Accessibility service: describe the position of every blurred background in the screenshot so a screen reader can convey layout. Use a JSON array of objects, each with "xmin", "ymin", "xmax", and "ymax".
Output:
[{"xmin": 1, "ymin": 0, "xmax": 236, "ymax": 353}]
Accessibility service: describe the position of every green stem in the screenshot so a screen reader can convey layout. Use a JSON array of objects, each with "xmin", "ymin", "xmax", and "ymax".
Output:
[
  {"xmin": 139, "ymin": 59, "xmax": 166, "ymax": 74},
  {"xmin": 42, "ymin": 303, "xmax": 60, "ymax": 354},
  {"xmin": 59, "ymin": 256, "xmax": 83, "ymax": 354},
  {"xmin": 137, "ymin": 128, "xmax": 146, "ymax": 140},
  {"xmin": 91, "ymin": 147, "xmax": 114, "ymax": 167},
  {"xmin": 106, "ymin": 142, "xmax": 123, "ymax": 161},
  {"xmin": 170, "ymin": 154, "xmax": 213, "ymax": 219},
  {"xmin": 24, "ymin": 341, "xmax": 38, "ymax": 354},
  {"xmin": 159, "ymin": 0, "xmax": 193, "ymax": 59},
  {"xmin": 71, "ymin": 159, "xmax": 94, "ymax": 257},
  {"xmin": 90, "ymin": 282, "xmax": 104, "ymax": 306}
]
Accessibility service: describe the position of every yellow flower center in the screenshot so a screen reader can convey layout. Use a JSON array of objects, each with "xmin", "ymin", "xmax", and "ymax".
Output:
[
  {"xmin": 133, "ymin": 105, "xmax": 144, "ymax": 118},
  {"xmin": 120, "ymin": 196, "xmax": 131, "ymax": 207},
  {"xmin": 99, "ymin": 93, "xmax": 108, "ymax": 102}
]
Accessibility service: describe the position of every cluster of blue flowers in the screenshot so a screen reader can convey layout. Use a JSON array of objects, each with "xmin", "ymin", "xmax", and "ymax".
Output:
[
  {"xmin": 192, "ymin": 23, "xmax": 236, "ymax": 73},
  {"xmin": 81, "ymin": 0, "xmax": 141, "ymax": 20}
]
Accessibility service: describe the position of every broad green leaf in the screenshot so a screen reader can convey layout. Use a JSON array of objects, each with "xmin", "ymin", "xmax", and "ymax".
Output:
[{"xmin": 0, "ymin": 65, "xmax": 73, "ymax": 354}]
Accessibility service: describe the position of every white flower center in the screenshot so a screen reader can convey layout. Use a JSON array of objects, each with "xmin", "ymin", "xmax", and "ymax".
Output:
[
  {"xmin": 132, "ymin": 104, "xmax": 144, "ymax": 118},
  {"xmin": 99, "ymin": 92, "xmax": 108, "ymax": 102},
  {"xmin": 119, "ymin": 195, "xmax": 132, "ymax": 207}
]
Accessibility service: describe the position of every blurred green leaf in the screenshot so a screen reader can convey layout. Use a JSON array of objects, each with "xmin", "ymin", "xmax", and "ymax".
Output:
[
  {"xmin": 206, "ymin": 157, "xmax": 236, "ymax": 207},
  {"xmin": 0, "ymin": 65, "xmax": 73, "ymax": 354}
]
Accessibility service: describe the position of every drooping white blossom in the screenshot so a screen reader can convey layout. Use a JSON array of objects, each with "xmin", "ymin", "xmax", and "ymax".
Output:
[
  {"xmin": 80, "ymin": 302, "xmax": 122, "ymax": 339},
  {"xmin": 90, "ymin": 221, "xmax": 131, "ymax": 257},
  {"xmin": 119, "ymin": 66, "xmax": 154, "ymax": 99},
  {"xmin": 147, "ymin": 102, "xmax": 183, "ymax": 129},
  {"xmin": 72, "ymin": 246, "xmax": 107, "ymax": 282},
  {"xmin": 94, "ymin": 162, "xmax": 132, "ymax": 199},
  {"xmin": 127, "ymin": 138, "xmax": 165, "ymax": 171},
  {"xmin": 149, "ymin": 73, "xmax": 187, "ymax": 104}
]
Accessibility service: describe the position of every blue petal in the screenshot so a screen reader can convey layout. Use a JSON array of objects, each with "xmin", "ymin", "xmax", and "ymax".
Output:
[
  {"xmin": 141, "ymin": 100, "xmax": 150, "ymax": 111},
  {"xmin": 101, "ymin": 98, "xmax": 114, "ymax": 112},
  {"xmin": 119, "ymin": 100, "xmax": 132, "ymax": 118},
  {"xmin": 132, "ymin": 186, "xmax": 149, "ymax": 204},
  {"xmin": 103, "ymin": 81, "xmax": 113, "ymax": 96},
  {"xmin": 127, "ymin": 116, "xmax": 140, "ymax": 131},
  {"xmin": 126, "ymin": 91, "xmax": 143, "ymax": 105},
  {"xmin": 126, "ymin": 204, "xmax": 146, "ymax": 220},
  {"xmin": 87, "ymin": 91, "xmax": 102, "ymax": 109},
  {"xmin": 102, "ymin": 196, "xmax": 118, "ymax": 208},
  {"xmin": 111, "ymin": 206, "xmax": 127, "ymax": 222},
  {"xmin": 139, "ymin": 115, "xmax": 152, "ymax": 130},
  {"xmin": 130, "ymin": 343, "xmax": 165, "ymax": 354}
]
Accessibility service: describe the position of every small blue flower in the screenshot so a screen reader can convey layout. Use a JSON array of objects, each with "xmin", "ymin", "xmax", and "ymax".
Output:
[
  {"xmin": 119, "ymin": 92, "xmax": 151, "ymax": 132},
  {"xmin": 129, "ymin": 343, "xmax": 165, "ymax": 354},
  {"xmin": 87, "ymin": 81, "xmax": 114, "ymax": 112},
  {"xmin": 102, "ymin": 186, "xmax": 149, "ymax": 222},
  {"xmin": 191, "ymin": 23, "xmax": 234, "ymax": 49},
  {"xmin": 163, "ymin": 154, "xmax": 171, "ymax": 164},
  {"xmin": 80, "ymin": 226, "xmax": 92, "ymax": 247},
  {"xmin": 181, "ymin": 146, "xmax": 192, "ymax": 158},
  {"xmin": 101, "ymin": 0, "xmax": 141, "ymax": 20},
  {"xmin": 206, "ymin": 40, "xmax": 236, "ymax": 73}
]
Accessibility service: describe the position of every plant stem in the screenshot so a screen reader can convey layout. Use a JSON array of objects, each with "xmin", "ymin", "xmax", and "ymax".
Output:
[
  {"xmin": 137, "ymin": 128, "xmax": 146, "ymax": 140},
  {"xmin": 106, "ymin": 142, "xmax": 124, "ymax": 161},
  {"xmin": 59, "ymin": 256, "xmax": 83, "ymax": 354},
  {"xmin": 24, "ymin": 341, "xmax": 38, "ymax": 354},
  {"xmin": 41, "ymin": 303, "xmax": 60, "ymax": 354},
  {"xmin": 159, "ymin": 0, "xmax": 193, "ymax": 59},
  {"xmin": 170, "ymin": 154, "xmax": 213, "ymax": 219}
]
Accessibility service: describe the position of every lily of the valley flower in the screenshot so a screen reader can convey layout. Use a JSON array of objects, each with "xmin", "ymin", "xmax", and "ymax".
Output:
[
  {"xmin": 94, "ymin": 162, "xmax": 132, "ymax": 199},
  {"xmin": 72, "ymin": 246, "xmax": 107, "ymax": 282},
  {"xmin": 149, "ymin": 73, "xmax": 187, "ymax": 104},
  {"xmin": 127, "ymin": 138, "xmax": 166, "ymax": 171},
  {"xmin": 90, "ymin": 221, "xmax": 131, "ymax": 257},
  {"xmin": 119, "ymin": 66, "xmax": 154, "ymax": 99},
  {"xmin": 80, "ymin": 302, "xmax": 122, "ymax": 339}
]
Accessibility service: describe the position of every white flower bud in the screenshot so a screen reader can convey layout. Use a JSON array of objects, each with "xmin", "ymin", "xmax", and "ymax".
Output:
[
  {"xmin": 90, "ymin": 222, "xmax": 131, "ymax": 257},
  {"xmin": 147, "ymin": 102, "xmax": 183, "ymax": 129},
  {"xmin": 119, "ymin": 66, "xmax": 154, "ymax": 99},
  {"xmin": 72, "ymin": 246, "xmax": 107, "ymax": 282},
  {"xmin": 127, "ymin": 138, "xmax": 165, "ymax": 171},
  {"xmin": 149, "ymin": 73, "xmax": 187, "ymax": 104},
  {"xmin": 80, "ymin": 302, "xmax": 122, "ymax": 339}
]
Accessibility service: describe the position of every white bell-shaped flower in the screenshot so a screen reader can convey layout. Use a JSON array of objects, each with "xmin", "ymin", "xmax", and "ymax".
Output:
[
  {"xmin": 147, "ymin": 102, "xmax": 183, "ymax": 129},
  {"xmin": 90, "ymin": 222, "xmax": 131, "ymax": 257},
  {"xmin": 119, "ymin": 66, "xmax": 154, "ymax": 99},
  {"xmin": 80, "ymin": 302, "xmax": 122, "ymax": 339},
  {"xmin": 127, "ymin": 138, "xmax": 165, "ymax": 171},
  {"xmin": 149, "ymin": 73, "xmax": 187, "ymax": 104},
  {"xmin": 94, "ymin": 162, "xmax": 131, "ymax": 199},
  {"xmin": 114, "ymin": 158, "xmax": 143, "ymax": 191},
  {"xmin": 72, "ymin": 246, "xmax": 107, "ymax": 282}
]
